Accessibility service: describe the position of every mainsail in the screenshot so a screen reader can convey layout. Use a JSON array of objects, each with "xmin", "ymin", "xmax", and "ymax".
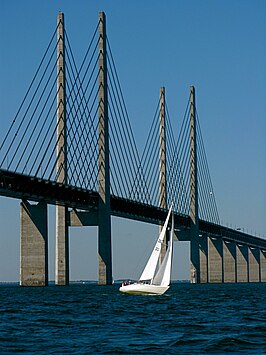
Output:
[
  {"xmin": 139, "ymin": 205, "xmax": 173, "ymax": 282},
  {"xmin": 153, "ymin": 213, "xmax": 174, "ymax": 286}
]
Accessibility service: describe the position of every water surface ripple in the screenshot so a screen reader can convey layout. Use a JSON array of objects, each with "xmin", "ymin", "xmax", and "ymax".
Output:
[{"xmin": 0, "ymin": 283, "xmax": 265, "ymax": 353}]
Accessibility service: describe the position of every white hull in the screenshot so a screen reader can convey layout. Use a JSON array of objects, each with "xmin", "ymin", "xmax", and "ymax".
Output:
[{"xmin": 119, "ymin": 283, "xmax": 169, "ymax": 295}]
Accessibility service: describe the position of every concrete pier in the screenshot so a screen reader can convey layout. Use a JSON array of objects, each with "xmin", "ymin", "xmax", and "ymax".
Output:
[
  {"xmin": 248, "ymin": 247, "xmax": 260, "ymax": 282},
  {"xmin": 20, "ymin": 201, "xmax": 48, "ymax": 286},
  {"xmin": 236, "ymin": 244, "xmax": 248, "ymax": 282},
  {"xmin": 223, "ymin": 240, "xmax": 236, "ymax": 283},
  {"xmin": 196, "ymin": 237, "xmax": 264, "ymax": 284},
  {"xmin": 56, "ymin": 205, "xmax": 69, "ymax": 285},
  {"xmin": 199, "ymin": 234, "xmax": 208, "ymax": 283},
  {"xmin": 208, "ymin": 236, "xmax": 223, "ymax": 283},
  {"xmin": 260, "ymin": 250, "xmax": 266, "ymax": 282}
]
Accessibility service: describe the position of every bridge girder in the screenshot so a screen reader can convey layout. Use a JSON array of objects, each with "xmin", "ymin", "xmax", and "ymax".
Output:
[{"xmin": 1, "ymin": 169, "xmax": 265, "ymax": 250}]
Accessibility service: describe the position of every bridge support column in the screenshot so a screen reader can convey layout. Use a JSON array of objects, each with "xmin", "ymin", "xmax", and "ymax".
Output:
[
  {"xmin": 260, "ymin": 249, "xmax": 266, "ymax": 282},
  {"xmin": 223, "ymin": 240, "xmax": 236, "ymax": 283},
  {"xmin": 55, "ymin": 12, "xmax": 69, "ymax": 286},
  {"xmin": 56, "ymin": 206, "xmax": 69, "ymax": 285},
  {"xmin": 98, "ymin": 11, "xmax": 112, "ymax": 285},
  {"xmin": 20, "ymin": 201, "xmax": 48, "ymax": 286},
  {"xmin": 189, "ymin": 86, "xmax": 200, "ymax": 283},
  {"xmin": 199, "ymin": 234, "xmax": 208, "ymax": 283},
  {"xmin": 236, "ymin": 244, "xmax": 248, "ymax": 282},
  {"xmin": 208, "ymin": 236, "xmax": 223, "ymax": 283},
  {"xmin": 159, "ymin": 87, "xmax": 168, "ymax": 262},
  {"xmin": 248, "ymin": 247, "xmax": 260, "ymax": 282}
]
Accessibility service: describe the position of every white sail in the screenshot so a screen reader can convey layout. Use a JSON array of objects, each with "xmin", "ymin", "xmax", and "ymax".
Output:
[
  {"xmin": 119, "ymin": 204, "xmax": 174, "ymax": 295},
  {"xmin": 153, "ymin": 213, "xmax": 174, "ymax": 286},
  {"xmin": 139, "ymin": 205, "xmax": 172, "ymax": 281}
]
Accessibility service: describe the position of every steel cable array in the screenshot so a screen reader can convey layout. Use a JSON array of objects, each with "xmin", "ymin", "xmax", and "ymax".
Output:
[
  {"xmin": 196, "ymin": 110, "xmax": 220, "ymax": 224},
  {"xmin": 140, "ymin": 91, "xmax": 220, "ymax": 225},
  {"xmin": 0, "ymin": 24, "xmax": 60, "ymax": 179},
  {"xmin": 64, "ymin": 27, "xmax": 100, "ymax": 190},
  {"xmin": 0, "ymin": 16, "xmax": 220, "ymax": 225},
  {"xmin": 166, "ymin": 98, "xmax": 191, "ymax": 215},
  {"xmin": 106, "ymin": 38, "xmax": 149, "ymax": 202}
]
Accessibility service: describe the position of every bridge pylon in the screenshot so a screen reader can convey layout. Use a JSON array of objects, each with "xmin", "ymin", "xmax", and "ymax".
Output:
[
  {"xmin": 189, "ymin": 85, "xmax": 200, "ymax": 283},
  {"xmin": 97, "ymin": 12, "xmax": 112, "ymax": 285},
  {"xmin": 55, "ymin": 12, "xmax": 69, "ymax": 286},
  {"xmin": 159, "ymin": 87, "xmax": 169, "ymax": 262}
]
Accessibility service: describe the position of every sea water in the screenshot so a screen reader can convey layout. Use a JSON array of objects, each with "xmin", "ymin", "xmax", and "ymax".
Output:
[{"xmin": 0, "ymin": 282, "xmax": 265, "ymax": 354}]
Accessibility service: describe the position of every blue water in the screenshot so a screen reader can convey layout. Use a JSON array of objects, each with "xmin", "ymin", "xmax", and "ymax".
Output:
[{"xmin": 0, "ymin": 282, "xmax": 265, "ymax": 354}]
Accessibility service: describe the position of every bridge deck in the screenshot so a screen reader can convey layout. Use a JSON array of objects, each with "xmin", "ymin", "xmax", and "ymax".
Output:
[{"xmin": 1, "ymin": 169, "xmax": 265, "ymax": 249}]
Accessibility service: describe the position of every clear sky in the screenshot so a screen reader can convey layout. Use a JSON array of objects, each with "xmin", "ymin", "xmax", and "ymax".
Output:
[{"xmin": 0, "ymin": 0, "xmax": 265, "ymax": 282}]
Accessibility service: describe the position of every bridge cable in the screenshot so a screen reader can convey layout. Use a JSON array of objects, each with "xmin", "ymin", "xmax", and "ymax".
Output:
[
  {"xmin": 0, "ymin": 25, "xmax": 59, "ymax": 159},
  {"xmin": 2, "ymin": 37, "xmax": 60, "ymax": 171}
]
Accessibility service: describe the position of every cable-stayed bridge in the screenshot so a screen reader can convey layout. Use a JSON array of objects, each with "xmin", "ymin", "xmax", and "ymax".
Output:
[{"xmin": 0, "ymin": 12, "xmax": 265, "ymax": 286}]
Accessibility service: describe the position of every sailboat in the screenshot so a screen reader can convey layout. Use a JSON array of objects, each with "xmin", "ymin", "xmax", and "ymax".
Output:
[{"xmin": 119, "ymin": 205, "xmax": 174, "ymax": 295}]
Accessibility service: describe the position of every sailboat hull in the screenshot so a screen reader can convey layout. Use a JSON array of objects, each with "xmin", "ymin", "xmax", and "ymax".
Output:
[{"xmin": 119, "ymin": 283, "xmax": 169, "ymax": 295}]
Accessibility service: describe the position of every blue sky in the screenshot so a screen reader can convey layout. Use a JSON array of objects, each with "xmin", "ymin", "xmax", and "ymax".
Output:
[{"xmin": 0, "ymin": 0, "xmax": 265, "ymax": 282}]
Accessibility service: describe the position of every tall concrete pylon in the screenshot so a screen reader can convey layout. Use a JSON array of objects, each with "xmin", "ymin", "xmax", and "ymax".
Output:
[
  {"xmin": 159, "ymin": 87, "xmax": 167, "ymax": 209},
  {"xmin": 189, "ymin": 85, "xmax": 200, "ymax": 283},
  {"xmin": 159, "ymin": 87, "xmax": 168, "ymax": 261},
  {"xmin": 55, "ymin": 12, "xmax": 69, "ymax": 285},
  {"xmin": 97, "ymin": 12, "xmax": 112, "ymax": 285}
]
